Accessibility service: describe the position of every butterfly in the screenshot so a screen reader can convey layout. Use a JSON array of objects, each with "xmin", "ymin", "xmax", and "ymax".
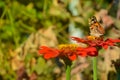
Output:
[{"xmin": 89, "ymin": 16, "xmax": 105, "ymax": 38}]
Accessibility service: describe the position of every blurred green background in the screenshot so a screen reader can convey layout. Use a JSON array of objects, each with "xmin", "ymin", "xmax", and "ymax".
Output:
[{"xmin": 0, "ymin": 0, "xmax": 120, "ymax": 80}]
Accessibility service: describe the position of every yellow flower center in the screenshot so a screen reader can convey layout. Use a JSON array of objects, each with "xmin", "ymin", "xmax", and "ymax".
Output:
[
  {"xmin": 87, "ymin": 36, "xmax": 96, "ymax": 40},
  {"xmin": 87, "ymin": 36, "xmax": 103, "ymax": 40},
  {"xmin": 58, "ymin": 44, "xmax": 78, "ymax": 51}
]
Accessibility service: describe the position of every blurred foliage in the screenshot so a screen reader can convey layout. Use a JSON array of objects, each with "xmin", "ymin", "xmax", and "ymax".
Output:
[{"xmin": 0, "ymin": 0, "xmax": 120, "ymax": 80}]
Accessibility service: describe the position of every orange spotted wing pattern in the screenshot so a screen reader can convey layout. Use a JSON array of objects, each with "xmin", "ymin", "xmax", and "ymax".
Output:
[{"xmin": 89, "ymin": 16, "xmax": 105, "ymax": 38}]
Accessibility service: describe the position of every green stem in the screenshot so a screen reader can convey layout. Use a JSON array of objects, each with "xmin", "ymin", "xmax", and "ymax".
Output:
[
  {"xmin": 66, "ymin": 64, "xmax": 71, "ymax": 80},
  {"xmin": 117, "ymin": 72, "xmax": 120, "ymax": 80},
  {"xmin": 93, "ymin": 57, "xmax": 97, "ymax": 80},
  {"xmin": 43, "ymin": 0, "xmax": 47, "ymax": 13}
]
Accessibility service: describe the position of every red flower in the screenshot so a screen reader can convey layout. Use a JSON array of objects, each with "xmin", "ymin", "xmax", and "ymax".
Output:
[
  {"xmin": 76, "ymin": 47, "xmax": 98, "ymax": 57},
  {"xmin": 39, "ymin": 46, "xmax": 59, "ymax": 59},
  {"xmin": 39, "ymin": 44, "xmax": 98, "ymax": 61},
  {"xmin": 71, "ymin": 36, "xmax": 120, "ymax": 49},
  {"xmin": 100, "ymin": 38, "xmax": 120, "ymax": 49}
]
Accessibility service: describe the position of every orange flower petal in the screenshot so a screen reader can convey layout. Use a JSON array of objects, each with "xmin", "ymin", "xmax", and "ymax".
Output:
[
  {"xmin": 68, "ymin": 54, "xmax": 77, "ymax": 61},
  {"xmin": 39, "ymin": 46, "xmax": 59, "ymax": 59}
]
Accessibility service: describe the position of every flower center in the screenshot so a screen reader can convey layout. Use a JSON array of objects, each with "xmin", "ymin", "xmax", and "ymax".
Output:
[
  {"xmin": 87, "ymin": 36, "xmax": 96, "ymax": 40},
  {"xmin": 87, "ymin": 36, "xmax": 103, "ymax": 40},
  {"xmin": 58, "ymin": 44, "xmax": 78, "ymax": 51}
]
